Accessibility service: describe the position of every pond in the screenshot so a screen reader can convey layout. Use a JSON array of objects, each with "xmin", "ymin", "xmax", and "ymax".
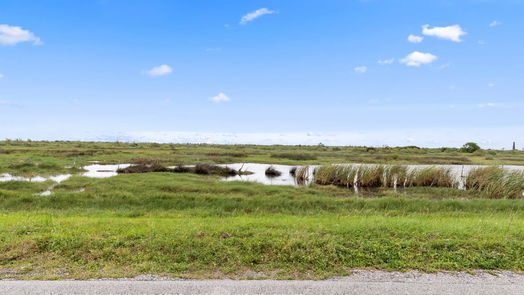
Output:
[{"xmin": 1, "ymin": 162, "xmax": 523, "ymax": 195}]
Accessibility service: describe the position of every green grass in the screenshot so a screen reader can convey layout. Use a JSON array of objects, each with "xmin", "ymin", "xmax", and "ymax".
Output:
[
  {"xmin": 0, "ymin": 141, "xmax": 523, "ymax": 279},
  {"xmin": 0, "ymin": 172, "xmax": 524, "ymax": 279},
  {"xmin": 1, "ymin": 213, "xmax": 523, "ymax": 279}
]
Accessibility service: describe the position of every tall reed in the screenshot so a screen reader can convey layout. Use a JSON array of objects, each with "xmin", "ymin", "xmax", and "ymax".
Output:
[
  {"xmin": 314, "ymin": 165, "xmax": 357, "ymax": 186},
  {"xmin": 466, "ymin": 166, "xmax": 524, "ymax": 199},
  {"xmin": 406, "ymin": 167, "xmax": 456, "ymax": 188},
  {"xmin": 295, "ymin": 165, "xmax": 310, "ymax": 185}
]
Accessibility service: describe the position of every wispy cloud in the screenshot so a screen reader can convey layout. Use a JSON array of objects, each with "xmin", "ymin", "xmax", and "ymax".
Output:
[
  {"xmin": 478, "ymin": 103, "xmax": 497, "ymax": 108},
  {"xmin": 0, "ymin": 100, "xmax": 22, "ymax": 108},
  {"xmin": 210, "ymin": 92, "xmax": 231, "ymax": 103},
  {"xmin": 422, "ymin": 24, "xmax": 466, "ymax": 42},
  {"xmin": 0, "ymin": 73, "xmax": 4, "ymax": 79},
  {"xmin": 489, "ymin": 21, "xmax": 501, "ymax": 27},
  {"xmin": 407, "ymin": 34, "xmax": 423, "ymax": 43},
  {"xmin": 0, "ymin": 24, "xmax": 42, "ymax": 46},
  {"xmin": 438, "ymin": 63, "xmax": 451, "ymax": 70},
  {"xmin": 354, "ymin": 66, "xmax": 368, "ymax": 73},
  {"xmin": 240, "ymin": 8, "xmax": 276, "ymax": 25},
  {"xmin": 400, "ymin": 51, "xmax": 437, "ymax": 67},
  {"xmin": 146, "ymin": 64, "xmax": 172, "ymax": 77},
  {"xmin": 377, "ymin": 58, "xmax": 395, "ymax": 65}
]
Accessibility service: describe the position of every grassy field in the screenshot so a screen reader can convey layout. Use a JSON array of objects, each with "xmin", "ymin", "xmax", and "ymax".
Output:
[
  {"xmin": 1, "ymin": 140, "xmax": 524, "ymax": 176},
  {"xmin": 0, "ymin": 141, "xmax": 523, "ymax": 279}
]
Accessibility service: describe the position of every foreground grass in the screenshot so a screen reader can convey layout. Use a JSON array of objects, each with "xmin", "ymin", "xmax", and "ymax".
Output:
[
  {"xmin": 0, "ymin": 173, "xmax": 524, "ymax": 279},
  {"xmin": 1, "ymin": 214, "xmax": 523, "ymax": 279}
]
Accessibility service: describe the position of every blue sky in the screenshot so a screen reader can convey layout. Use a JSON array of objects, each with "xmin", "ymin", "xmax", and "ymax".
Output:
[{"xmin": 0, "ymin": 0, "xmax": 523, "ymax": 148}]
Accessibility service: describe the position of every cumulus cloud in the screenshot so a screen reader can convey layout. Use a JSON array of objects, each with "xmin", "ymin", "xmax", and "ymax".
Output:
[
  {"xmin": 377, "ymin": 58, "xmax": 395, "ymax": 65},
  {"xmin": 400, "ymin": 51, "xmax": 437, "ymax": 67},
  {"xmin": 0, "ymin": 24, "xmax": 42, "ymax": 46},
  {"xmin": 240, "ymin": 8, "xmax": 276, "ymax": 25},
  {"xmin": 407, "ymin": 34, "xmax": 423, "ymax": 43},
  {"xmin": 354, "ymin": 66, "xmax": 368, "ymax": 73},
  {"xmin": 422, "ymin": 24, "xmax": 466, "ymax": 42},
  {"xmin": 210, "ymin": 92, "xmax": 231, "ymax": 103},
  {"xmin": 489, "ymin": 21, "xmax": 501, "ymax": 27},
  {"xmin": 146, "ymin": 64, "xmax": 172, "ymax": 76}
]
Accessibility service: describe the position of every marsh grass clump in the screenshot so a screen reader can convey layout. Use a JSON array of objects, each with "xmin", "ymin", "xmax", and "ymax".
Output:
[
  {"xmin": 193, "ymin": 164, "xmax": 238, "ymax": 176},
  {"xmin": 116, "ymin": 164, "xmax": 170, "ymax": 174},
  {"xmin": 314, "ymin": 165, "xmax": 358, "ymax": 187},
  {"xmin": 118, "ymin": 163, "xmax": 240, "ymax": 176},
  {"xmin": 466, "ymin": 166, "xmax": 524, "ymax": 199},
  {"xmin": 406, "ymin": 167, "xmax": 456, "ymax": 188},
  {"xmin": 265, "ymin": 166, "xmax": 282, "ymax": 177},
  {"xmin": 289, "ymin": 167, "xmax": 297, "ymax": 176},
  {"xmin": 313, "ymin": 164, "xmax": 456, "ymax": 189},
  {"xmin": 357, "ymin": 165, "xmax": 386, "ymax": 187},
  {"xmin": 172, "ymin": 165, "xmax": 192, "ymax": 173},
  {"xmin": 294, "ymin": 166, "xmax": 310, "ymax": 185},
  {"xmin": 384, "ymin": 165, "xmax": 409, "ymax": 187}
]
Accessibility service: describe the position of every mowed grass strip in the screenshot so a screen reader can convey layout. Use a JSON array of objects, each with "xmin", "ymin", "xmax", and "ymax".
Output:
[{"xmin": 0, "ymin": 214, "xmax": 523, "ymax": 279}]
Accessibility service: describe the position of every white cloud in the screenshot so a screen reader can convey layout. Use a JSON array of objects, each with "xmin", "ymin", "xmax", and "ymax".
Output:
[
  {"xmin": 422, "ymin": 24, "xmax": 466, "ymax": 42},
  {"xmin": 240, "ymin": 8, "xmax": 276, "ymax": 25},
  {"xmin": 478, "ymin": 103, "xmax": 496, "ymax": 108},
  {"xmin": 488, "ymin": 83, "xmax": 495, "ymax": 88},
  {"xmin": 0, "ymin": 24, "xmax": 42, "ymax": 46},
  {"xmin": 0, "ymin": 73, "xmax": 4, "ymax": 79},
  {"xmin": 354, "ymin": 66, "xmax": 368, "ymax": 73},
  {"xmin": 146, "ymin": 64, "xmax": 172, "ymax": 77},
  {"xmin": 400, "ymin": 51, "xmax": 437, "ymax": 67},
  {"xmin": 377, "ymin": 58, "xmax": 395, "ymax": 65},
  {"xmin": 407, "ymin": 34, "xmax": 423, "ymax": 43},
  {"xmin": 210, "ymin": 92, "xmax": 231, "ymax": 103},
  {"xmin": 489, "ymin": 21, "xmax": 501, "ymax": 27}
]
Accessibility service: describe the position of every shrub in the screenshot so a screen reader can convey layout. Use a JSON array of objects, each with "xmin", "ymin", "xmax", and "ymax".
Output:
[
  {"xmin": 265, "ymin": 166, "xmax": 282, "ymax": 177},
  {"xmin": 460, "ymin": 142, "xmax": 481, "ymax": 153}
]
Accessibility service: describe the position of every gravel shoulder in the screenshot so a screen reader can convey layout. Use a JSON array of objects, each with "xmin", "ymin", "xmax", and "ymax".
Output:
[{"xmin": 1, "ymin": 270, "xmax": 523, "ymax": 295}]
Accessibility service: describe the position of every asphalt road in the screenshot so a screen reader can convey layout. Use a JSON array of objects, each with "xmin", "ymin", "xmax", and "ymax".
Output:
[{"xmin": 1, "ymin": 271, "xmax": 523, "ymax": 295}]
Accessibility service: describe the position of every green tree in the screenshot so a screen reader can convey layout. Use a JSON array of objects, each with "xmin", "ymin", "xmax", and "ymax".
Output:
[{"xmin": 460, "ymin": 142, "xmax": 481, "ymax": 153}]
